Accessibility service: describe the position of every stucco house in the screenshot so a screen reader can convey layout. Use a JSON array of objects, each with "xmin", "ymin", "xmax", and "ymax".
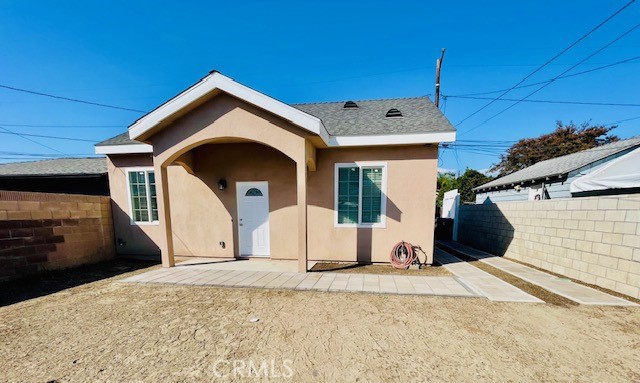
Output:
[{"xmin": 95, "ymin": 71, "xmax": 456, "ymax": 271}]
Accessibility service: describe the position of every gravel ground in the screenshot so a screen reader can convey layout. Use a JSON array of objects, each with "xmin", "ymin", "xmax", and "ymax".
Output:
[{"xmin": 1, "ymin": 261, "xmax": 639, "ymax": 382}]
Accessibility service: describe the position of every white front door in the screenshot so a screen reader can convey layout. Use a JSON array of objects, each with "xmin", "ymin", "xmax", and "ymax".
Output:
[{"xmin": 236, "ymin": 182, "xmax": 270, "ymax": 257}]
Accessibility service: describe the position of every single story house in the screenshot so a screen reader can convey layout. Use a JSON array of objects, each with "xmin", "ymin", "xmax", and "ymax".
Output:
[
  {"xmin": 0, "ymin": 157, "xmax": 109, "ymax": 195},
  {"xmin": 570, "ymin": 146, "xmax": 640, "ymax": 196},
  {"xmin": 94, "ymin": 71, "xmax": 456, "ymax": 271},
  {"xmin": 474, "ymin": 136, "xmax": 640, "ymax": 204}
]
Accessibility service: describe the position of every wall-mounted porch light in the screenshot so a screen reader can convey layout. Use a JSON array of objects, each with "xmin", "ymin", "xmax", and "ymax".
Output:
[{"xmin": 218, "ymin": 178, "xmax": 227, "ymax": 190}]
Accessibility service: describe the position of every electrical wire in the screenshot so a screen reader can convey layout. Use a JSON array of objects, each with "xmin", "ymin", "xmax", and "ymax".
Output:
[
  {"xmin": 0, "ymin": 126, "xmax": 65, "ymax": 154},
  {"xmin": 445, "ymin": 95, "xmax": 640, "ymax": 107},
  {"xmin": 0, "ymin": 83, "xmax": 147, "ymax": 113},
  {"xmin": 453, "ymin": 0, "xmax": 637, "ymax": 127},
  {"xmin": 459, "ymin": 21, "xmax": 640, "ymax": 136},
  {"xmin": 0, "ymin": 128, "xmax": 97, "ymax": 143},
  {"xmin": 451, "ymin": 56, "xmax": 640, "ymax": 97},
  {"xmin": 604, "ymin": 115, "xmax": 640, "ymax": 126},
  {"xmin": 0, "ymin": 150, "xmax": 101, "ymax": 158},
  {"xmin": 0, "ymin": 123, "xmax": 125, "ymax": 128}
]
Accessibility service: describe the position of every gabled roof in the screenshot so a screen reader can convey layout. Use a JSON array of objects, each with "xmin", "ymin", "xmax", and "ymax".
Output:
[
  {"xmin": 0, "ymin": 157, "xmax": 107, "ymax": 177},
  {"xmin": 128, "ymin": 71, "xmax": 329, "ymax": 143},
  {"xmin": 294, "ymin": 97, "xmax": 455, "ymax": 136},
  {"xmin": 475, "ymin": 137, "xmax": 640, "ymax": 190},
  {"xmin": 95, "ymin": 71, "xmax": 456, "ymax": 154}
]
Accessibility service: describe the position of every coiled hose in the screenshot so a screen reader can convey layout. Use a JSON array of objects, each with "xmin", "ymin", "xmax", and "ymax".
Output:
[{"xmin": 390, "ymin": 241, "xmax": 415, "ymax": 269}]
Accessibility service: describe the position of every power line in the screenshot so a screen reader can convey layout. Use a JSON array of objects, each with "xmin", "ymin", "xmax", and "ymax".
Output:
[
  {"xmin": 0, "ymin": 123, "xmax": 125, "ymax": 128},
  {"xmin": 451, "ymin": 56, "xmax": 640, "ymax": 97},
  {"xmin": 459, "ymin": 21, "xmax": 640, "ymax": 136},
  {"xmin": 0, "ymin": 150, "xmax": 100, "ymax": 158},
  {"xmin": 446, "ymin": 95, "xmax": 640, "ymax": 107},
  {"xmin": 604, "ymin": 115, "xmax": 640, "ymax": 125},
  {"xmin": 0, "ymin": 83, "xmax": 147, "ymax": 113},
  {"xmin": 453, "ymin": 0, "xmax": 637, "ymax": 127},
  {"xmin": 0, "ymin": 128, "xmax": 97, "ymax": 143},
  {"xmin": 0, "ymin": 126, "xmax": 65, "ymax": 154}
]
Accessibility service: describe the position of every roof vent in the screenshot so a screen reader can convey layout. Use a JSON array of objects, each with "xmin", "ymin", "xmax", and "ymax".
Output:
[
  {"xmin": 343, "ymin": 101, "xmax": 358, "ymax": 109},
  {"xmin": 386, "ymin": 108, "xmax": 402, "ymax": 117}
]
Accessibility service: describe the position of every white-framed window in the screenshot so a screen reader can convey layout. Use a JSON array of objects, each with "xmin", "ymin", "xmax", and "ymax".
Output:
[
  {"xmin": 125, "ymin": 167, "xmax": 158, "ymax": 225},
  {"xmin": 334, "ymin": 162, "xmax": 387, "ymax": 228}
]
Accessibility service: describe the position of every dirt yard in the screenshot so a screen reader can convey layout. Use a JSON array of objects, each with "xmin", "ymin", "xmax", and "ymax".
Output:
[
  {"xmin": 310, "ymin": 261, "xmax": 452, "ymax": 276},
  {"xmin": 1, "ymin": 261, "xmax": 639, "ymax": 382}
]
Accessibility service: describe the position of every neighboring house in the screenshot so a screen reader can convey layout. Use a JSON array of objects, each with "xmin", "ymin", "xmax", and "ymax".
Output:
[
  {"xmin": 474, "ymin": 137, "xmax": 640, "ymax": 204},
  {"xmin": 570, "ymin": 146, "xmax": 640, "ymax": 196},
  {"xmin": 0, "ymin": 157, "xmax": 109, "ymax": 195},
  {"xmin": 94, "ymin": 71, "xmax": 456, "ymax": 271}
]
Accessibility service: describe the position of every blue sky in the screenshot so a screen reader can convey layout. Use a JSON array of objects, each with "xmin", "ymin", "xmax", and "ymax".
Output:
[{"xmin": 0, "ymin": 0, "xmax": 638, "ymax": 173}]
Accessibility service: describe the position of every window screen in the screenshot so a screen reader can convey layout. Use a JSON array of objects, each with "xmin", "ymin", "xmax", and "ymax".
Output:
[
  {"xmin": 128, "ymin": 170, "xmax": 158, "ymax": 222},
  {"xmin": 361, "ymin": 167, "xmax": 383, "ymax": 223},
  {"xmin": 337, "ymin": 167, "xmax": 360, "ymax": 224}
]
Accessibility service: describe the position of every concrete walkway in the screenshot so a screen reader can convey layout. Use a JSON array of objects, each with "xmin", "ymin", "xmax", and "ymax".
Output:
[
  {"xmin": 121, "ymin": 266, "xmax": 478, "ymax": 297},
  {"xmin": 435, "ymin": 248, "xmax": 543, "ymax": 303},
  {"xmin": 439, "ymin": 241, "xmax": 637, "ymax": 307}
]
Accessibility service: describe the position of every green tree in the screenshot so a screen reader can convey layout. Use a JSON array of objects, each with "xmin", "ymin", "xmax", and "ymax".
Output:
[
  {"xmin": 436, "ymin": 172, "xmax": 457, "ymax": 207},
  {"xmin": 436, "ymin": 169, "xmax": 492, "ymax": 206},
  {"xmin": 456, "ymin": 169, "xmax": 493, "ymax": 203},
  {"xmin": 490, "ymin": 121, "xmax": 618, "ymax": 176}
]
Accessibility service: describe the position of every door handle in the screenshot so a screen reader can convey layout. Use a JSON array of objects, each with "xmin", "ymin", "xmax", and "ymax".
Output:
[{"xmin": 239, "ymin": 223, "xmax": 243, "ymax": 226}]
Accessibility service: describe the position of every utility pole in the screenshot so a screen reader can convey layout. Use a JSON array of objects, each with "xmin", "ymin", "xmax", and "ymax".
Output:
[{"xmin": 434, "ymin": 48, "xmax": 446, "ymax": 109}]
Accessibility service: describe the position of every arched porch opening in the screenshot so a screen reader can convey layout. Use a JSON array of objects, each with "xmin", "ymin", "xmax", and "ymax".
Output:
[{"xmin": 153, "ymin": 136, "xmax": 312, "ymax": 272}]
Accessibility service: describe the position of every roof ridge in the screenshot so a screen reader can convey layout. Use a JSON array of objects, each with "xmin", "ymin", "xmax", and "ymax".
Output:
[
  {"xmin": 532, "ymin": 135, "xmax": 640, "ymax": 166},
  {"xmin": 292, "ymin": 95, "xmax": 431, "ymax": 106}
]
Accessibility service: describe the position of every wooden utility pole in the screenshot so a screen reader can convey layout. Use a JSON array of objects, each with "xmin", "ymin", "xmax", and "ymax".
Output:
[{"xmin": 434, "ymin": 48, "xmax": 446, "ymax": 109}]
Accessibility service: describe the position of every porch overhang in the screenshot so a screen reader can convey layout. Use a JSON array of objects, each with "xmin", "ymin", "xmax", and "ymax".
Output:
[
  {"xmin": 129, "ymin": 71, "xmax": 331, "ymax": 145},
  {"xmin": 92, "ymin": 71, "xmax": 456, "ymax": 157}
]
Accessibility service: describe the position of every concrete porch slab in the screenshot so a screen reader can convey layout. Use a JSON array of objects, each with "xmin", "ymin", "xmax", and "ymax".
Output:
[{"xmin": 120, "ymin": 262, "xmax": 480, "ymax": 298}]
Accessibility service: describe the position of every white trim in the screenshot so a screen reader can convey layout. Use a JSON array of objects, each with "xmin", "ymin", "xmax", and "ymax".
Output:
[
  {"xmin": 97, "ymin": 71, "xmax": 456, "ymax": 155},
  {"xmin": 236, "ymin": 181, "xmax": 271, "ymax": 257},
  {"xmin": 95, "ymin": 129, "xmax": 456, "ymax": 154},
  {"xmin": 95, "ymin": 143, "xmax": 153, "ymax": 155},
  {"xmin": 125, "ymin": 167, "xmax": 159, "ymax": 226},
  {"xmin": 334, "ymin": 161, "xmax": 388, "ymax": 229},
  {"xmin": 128, "ymin": 72, "xmax": 330, "ymax": 144},
  {"xmin": 328, "ymin": 131, "xmax": 456, "ymax": 147}
]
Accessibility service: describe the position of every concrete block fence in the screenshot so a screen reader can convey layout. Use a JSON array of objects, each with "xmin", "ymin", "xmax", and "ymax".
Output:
[
  {"xmin": 0, "ymin": 190, "xmax": 115, "ymax": 281},
  {"xmin": 457, "ymin": 194, "xmax": 640, "ymax": 299}
]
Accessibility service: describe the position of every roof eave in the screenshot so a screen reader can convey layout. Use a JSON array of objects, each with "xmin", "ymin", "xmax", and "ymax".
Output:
[
  {"xmin": 95, "ymin": 143, "xmax": 153, "ymax": 155},
  {"xmin": 328, "ymin": 131, "xmax": 456, "ymax": 147},
  {"xmin": 128, "ymin": 71, "xmax": 331, "ymax": 145},
  {"xmin": 474, "ymin": 173, "xmax": 566, "ymax": 192}
]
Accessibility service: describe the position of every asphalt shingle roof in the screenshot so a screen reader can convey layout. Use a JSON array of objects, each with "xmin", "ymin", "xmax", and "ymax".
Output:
[
  {"xmin": 0, "ymin": 157, "xmax": 107, "ymax": 177},
  {"xmin": 95, "ymin": 132, "xmax": 144, "ymax": 146},
  {"xmin": 293, "ymin": 97, "xmax": 455, "ymax": 136},
  {"xmin": 475, "ymin": 137, "xmax": 640, "ymax": 190},
  {"xmin": 96, "ymin": 96, "xmax": 455, "ymax": 146}
]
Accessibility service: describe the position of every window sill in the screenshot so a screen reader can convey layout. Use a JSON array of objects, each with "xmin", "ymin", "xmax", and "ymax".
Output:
[
  {"xmin": 334, "ymin": 223, "xmax": 386, "ymax": 229},
  {"xmin": 130, "ymin": 220, "xmax": 160, "ymax": 226}
]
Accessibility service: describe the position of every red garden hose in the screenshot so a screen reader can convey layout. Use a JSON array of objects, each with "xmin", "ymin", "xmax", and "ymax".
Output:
[{"xmin": 390, "ymin": 241, "xmax": 416, "ymax": 269}]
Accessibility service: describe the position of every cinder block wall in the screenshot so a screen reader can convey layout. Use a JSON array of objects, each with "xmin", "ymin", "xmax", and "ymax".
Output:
[
  {"xmin": 458, "ymin": 195, "xmax": 640, "ymax": 299},
  {"xmin": 0, "ymin": 190, "xmax": 115, "ymax": 281}
]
